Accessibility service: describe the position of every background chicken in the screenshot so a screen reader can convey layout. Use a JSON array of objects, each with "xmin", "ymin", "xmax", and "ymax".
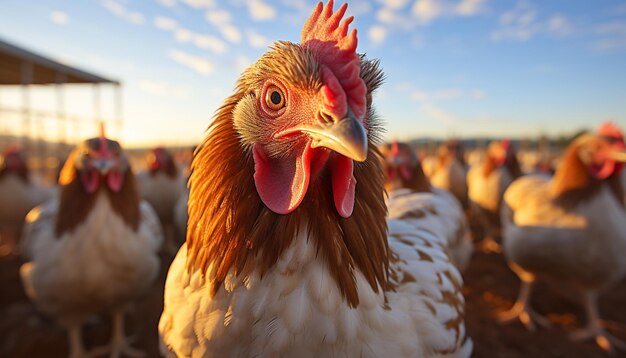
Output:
[
  {"xmin": 20, "ymin": 131, "xmax": 163, "ymax": 358},
  {"xmin": 136, "ymin": 147, "xmax": 184, "ymax": 254},
  {"xmin": 498, "ymin": 123, "xmax": 626, "ymax": 352},
  {"xmin": 382, "ymin": 141, "xmax": 473, "ymax": 271},
  {"xmin": 467, "ymin": 139, "xmax": 522, "ymax": 252},
  {"xmin": 0, "ymin": 146, "xmax": 55, "ymax": 255},
  {"xmin": 159, "ymin": 1, "xmax": 471, "ymax": 356},
  {"xmin": 422, "ymin": 140, "xmax": 469, "ymax": 209}
]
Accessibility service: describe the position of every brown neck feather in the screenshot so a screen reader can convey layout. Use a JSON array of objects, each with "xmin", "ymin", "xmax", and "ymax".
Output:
[
  {"xmin": 186, "ymin": 94, "xmax": 390, "ymax": 308},
  {"xmin": 504, "ymin": 151, "xmax": 523, "ymax": 179},
  {"xmin": 482, "ymin": 154, "xmax": 496, "ymax": 177},
  {"xmin": 56, "ymin": 157, "xmax": 140, "ymax": 236},
  {"xmin": 550, "ymin": 143, "xmax": 590, "ymax": 199}
]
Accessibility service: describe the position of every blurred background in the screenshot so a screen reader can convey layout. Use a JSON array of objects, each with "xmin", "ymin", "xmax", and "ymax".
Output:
[
  {"xmin": 0, "ymin": 0, "xmax": 624, "ymax": 181},
  {"xmin": 1, "ymin": 2, "xmax": 626, "ymax": 357}
]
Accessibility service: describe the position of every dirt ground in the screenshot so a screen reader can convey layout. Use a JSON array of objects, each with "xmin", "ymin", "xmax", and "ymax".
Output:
[{"xmin": 1, "ymin": 236, "xmax": 626, "ymax": 357}]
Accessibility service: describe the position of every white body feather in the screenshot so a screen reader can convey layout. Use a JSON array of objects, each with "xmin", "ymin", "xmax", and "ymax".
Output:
[
  {"xmin": 467, "ymin": 165, "xmax": 512, "ymax": 215},
  {"xmin": 429, "ymin": 161, "xmax": 468, "ymax": 206},
  {"xmin": 387, "ymin": 188, "xmax": 473, "ymax": 271},
  {"xmin": 137, "ymin": 171, "xmax": 183, "ymax": 224},
  {"xmin": 501, "ymin": 175, "xmax": 626, "ymax": 289},
  {"xmin": 0, "ymin": 174, "xmax": 55, "ymax": 234},
  {"xmin": 20, "ymin": 193, "xmax": 163, "ymax": 323},
  {"xmin": 159, "ymin": 219, "xmax": 471, "ymax": 357}
]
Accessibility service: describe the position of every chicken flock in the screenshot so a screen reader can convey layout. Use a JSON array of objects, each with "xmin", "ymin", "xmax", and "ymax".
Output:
[{"xmin": 1, "ymin": 1, "xmax": 625, "ymax": 357}]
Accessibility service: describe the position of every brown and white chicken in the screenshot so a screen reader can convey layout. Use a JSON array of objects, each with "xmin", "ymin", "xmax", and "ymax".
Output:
[
  {"xmin": 382, "ymin": 141, "xmax": 473, "ymax": 271},
  {"xmin": 422, "ymin": 140, "xmax": 468, "ymax": 209},
  {"xmin": 159, "ymin": 2, "xmax": 471, "ymax": 357},
  {"xmin": 467, "ymin": 139, "xmax": 522, "ymax": 252},
  {"xmin": 20, "ymin": 133, "xmax": 163, "ymax": 358},
  {"xmin": 137, "ymin": 146, "xmax": 184, "ymax": 254},
  {"xmin": 498, "ymin": 123, "xmax": 626, "ymax": 352},
  {"xmin": 0, "ymin": 146, "xmax": 55, "ymax": 254}
]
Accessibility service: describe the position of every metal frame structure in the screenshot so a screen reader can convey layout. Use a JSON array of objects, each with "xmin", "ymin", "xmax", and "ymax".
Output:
[{"xmin": 0, "ymin": 37, "xmax": 122, "ymax": 179}]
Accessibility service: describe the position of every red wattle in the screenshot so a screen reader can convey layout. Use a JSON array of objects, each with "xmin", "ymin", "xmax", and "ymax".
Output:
[
  {"xmin": 81, "ymin": 171, "xmax": 100, "ymax": 193},
  {"xmin": 253, "ymin": 144, "xmax": 313, "ymax": 215},
  {"xmin": 107, "ymin": 171, "xmax": 124, "ymax": 192},
  {"xmin": 590, "ymin": 161, "xmax": 616, "ymax": 180},
  {"xmin": 331, "ymin": 155, "xmax": 356, "ymax": 218}
]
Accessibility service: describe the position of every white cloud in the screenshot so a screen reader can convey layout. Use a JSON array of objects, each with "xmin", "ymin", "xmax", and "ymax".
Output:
[
  {"xmin": 181, "ymin": 0, "xmax": 215, "ymax": 9},
  {"xmin": 139, "ymin": 80, "xmax": 190, "ymax": 98},
  {"xmin": 154, "ymin": 16, "xmax": 178, "ymax": 31},
  {"xmin": 593, "ymin": 21, "xmax": 626, "ymax": 52},
  {"xmin": 50, "ymin": 10, "xmax": 69, "ymax": 25},
  {"xmin": 245, "ymin": 0, "xmax": 276, "ymax": 21},
  {"xmin": 421, "ymin": 102, "xmax": 461, "ymax": 125},
  {"xmin": 596, "ymin": 21, "xmax": 626, "ymax": 36},
  {"xmin": 376, "ymin": 0, "xmax": 410, "ymax": 10},
  {"xmin": 411, "ymin": 0, "xmax": 486, "ymax": 25},
  {"xmin": 158, "ymin": 0, "xmax": 177, "ymax": 7},
  {"xmin": 377, "ymin": 8, "xmax": 414, "ymax": 29},
  {"xmin": 491, "ymin": 1, "xmax": 572, "ymax": 42},
  {"xmin": 455, "ymin": 0, "xmax": 486, "ymax": 16},
  {"xmin": 193, "ymin": 34, "xmax": 227, "ymax": 53},
  {"xmin": 368, "ymin": 25, "xmax": 388, "ymax": 45},
  {"xmin": 101, "ymin": 0, "xmax": 145, "ymax": 25},
  {"xmin": 175, "ymin": 28, "xmax": 194, "ymax": 43},
  {"xmin": 205, "ymin": 9, "xmax": 231, "ymax": 25},
  {"xmin": 221, "ymin": 25, "xmax": 242, "ymax": 43},
  {"xmin": 547, "ymin": 15, "xmax": 572, "ymax": 36},
  {"xmin": 173, "ymin": 27, "xmax": 227, "ymax": 54},
  {"xmin": 412, "ymin": 0, "xmax": 443, "ymax": 25},
  {"xmin": 205, "ymin": 9, "xmax": 241, "ymax": 43},
  {"xmin": 247, "ymin": 29, "xmax": 270, "ymax": 48},
  {"xmin": 168, "ymin": 49, "xmax": 214, "ymax": 75}
]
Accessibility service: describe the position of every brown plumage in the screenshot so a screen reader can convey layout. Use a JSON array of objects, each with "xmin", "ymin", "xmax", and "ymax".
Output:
[
  {"xmin": 56, "ymin": 139, "xmax": 140, "ymax": 236},
  {"xmin": 186, "ymin": 47, "xmax": 388, "ymax": 307}
]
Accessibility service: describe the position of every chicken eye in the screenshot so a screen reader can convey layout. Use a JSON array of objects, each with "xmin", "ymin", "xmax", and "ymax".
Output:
[{"xmin": 265, "ymin": 85, "xmax": 285, "ymax": 111}]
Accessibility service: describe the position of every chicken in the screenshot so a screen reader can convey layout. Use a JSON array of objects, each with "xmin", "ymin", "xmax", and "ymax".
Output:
[
  {"xmin": 158, "ymin": 1, "xmax": 471, "ymax": 356},
  {"xmin": 0, "ymin": 146, "xmax": 55, "ymax": 255},
  {"xmin": 498, "ymin": 124, "xmax": 626, "ymax": 352},
  {"xmin": 137, "ymin": 147, "xmax": 184, "ymax": 254},
  {"xmin": 422, "ymin": 140, "xmax": 468, "ymax": 209},
  {"xmin": 467, "ymin": 139, "xmax": 522, "ymax": 252},
  {"xmin": 20, "ymin": 131, "xmax": 163, "ymax": 358},
  {"xmin": 382, "ymin": 141, "xmax": 473, "ymax": 271}
]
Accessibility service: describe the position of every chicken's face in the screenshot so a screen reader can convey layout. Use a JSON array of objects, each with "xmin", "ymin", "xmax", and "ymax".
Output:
[
  {"xmin": 0, "ymin": 147, "xmax": 28, "ymax": 181},
  {"xmin": 232, "ymin": 2, "xmax": 369, "ymax": 218},
  {"xmin": 382, "ymin": 142, "xmax": 417, "ymax": 183},
  {"xmin": 577, "ymin": 133, "xmax": 626, "ymax": 179},
  {"xmin": 147, "ymin": 147, "xmax": 177, "ymax": 177},
  {"xmin": 72, "ymin": 137, "xmax": 129, "ymax": 194},
  {"xmin": 487, "ymin": 140, "xmax": 509, "ymax": 167}
]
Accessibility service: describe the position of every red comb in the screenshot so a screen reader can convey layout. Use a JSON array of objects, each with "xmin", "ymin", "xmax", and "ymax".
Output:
[
  {"xmin": 391, "ymin": 141, "xmax": 400, "ymax": 156},
  {"xmin": 301, "ymin": 0, "xmax": 366, "ymax": 120},
  {"xmin": 598, "ymin": 121, "xmax": 624, "ymax": 139},
  {"xmin": 98, "ymin": 122, "xmax": 111, "ymax": 158}
]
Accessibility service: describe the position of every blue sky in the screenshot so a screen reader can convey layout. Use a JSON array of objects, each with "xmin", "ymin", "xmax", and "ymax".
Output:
[{"xmin": 0, "ymin": 0, "xmax": 625, "ymax": 147}]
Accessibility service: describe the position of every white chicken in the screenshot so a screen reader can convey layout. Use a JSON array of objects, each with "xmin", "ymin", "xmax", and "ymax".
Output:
[
  {"xmin": 136, "ymin": 147, "xmax": 184, "ymax": 254},
  {"xmin": 382, "ymin": 141, "xmax": 473, "ymax": 271},
  {"xmin": 20, "ymin": 132, "xmax": 163, "ymax": 358},
  {"xmin": 159, "ymin": 1, "xmax": 471, "ymax": 356},
  {"xmin": 0, "ymin": 146, "xmax": 55, "ymax": 254},
  {"xmin": 422, "ymin": 140, "xmax": 468, "ymax": 209},
  {"xmin": 498, "ymin": 123, "xmax": 626, "ymax": 352},
  {"xmin": 467, "ymin": 139, "xmax": 522, "ymax": 252}
]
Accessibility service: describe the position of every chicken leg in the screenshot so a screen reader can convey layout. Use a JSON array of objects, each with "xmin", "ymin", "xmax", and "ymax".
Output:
[
  {"xmin": 497, "ymin": 277, "xmax": 550, "ymax": 331},
  {"xmin": 570, "ymin": 291, "xmax": 626, "ymax": 353}
]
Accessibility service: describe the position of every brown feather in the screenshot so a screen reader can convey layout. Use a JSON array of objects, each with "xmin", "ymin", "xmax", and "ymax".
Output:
[
  {"xmin": 55, "ymin": 152, "xmax": 140, "ymax": 236},
  {"xmin": 186, "ymin": 56, "xmax": 389, "ymax": 308},
  {"xmin": 550, "ymin": 142, "xmax": 590, "ymax": 199}
]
